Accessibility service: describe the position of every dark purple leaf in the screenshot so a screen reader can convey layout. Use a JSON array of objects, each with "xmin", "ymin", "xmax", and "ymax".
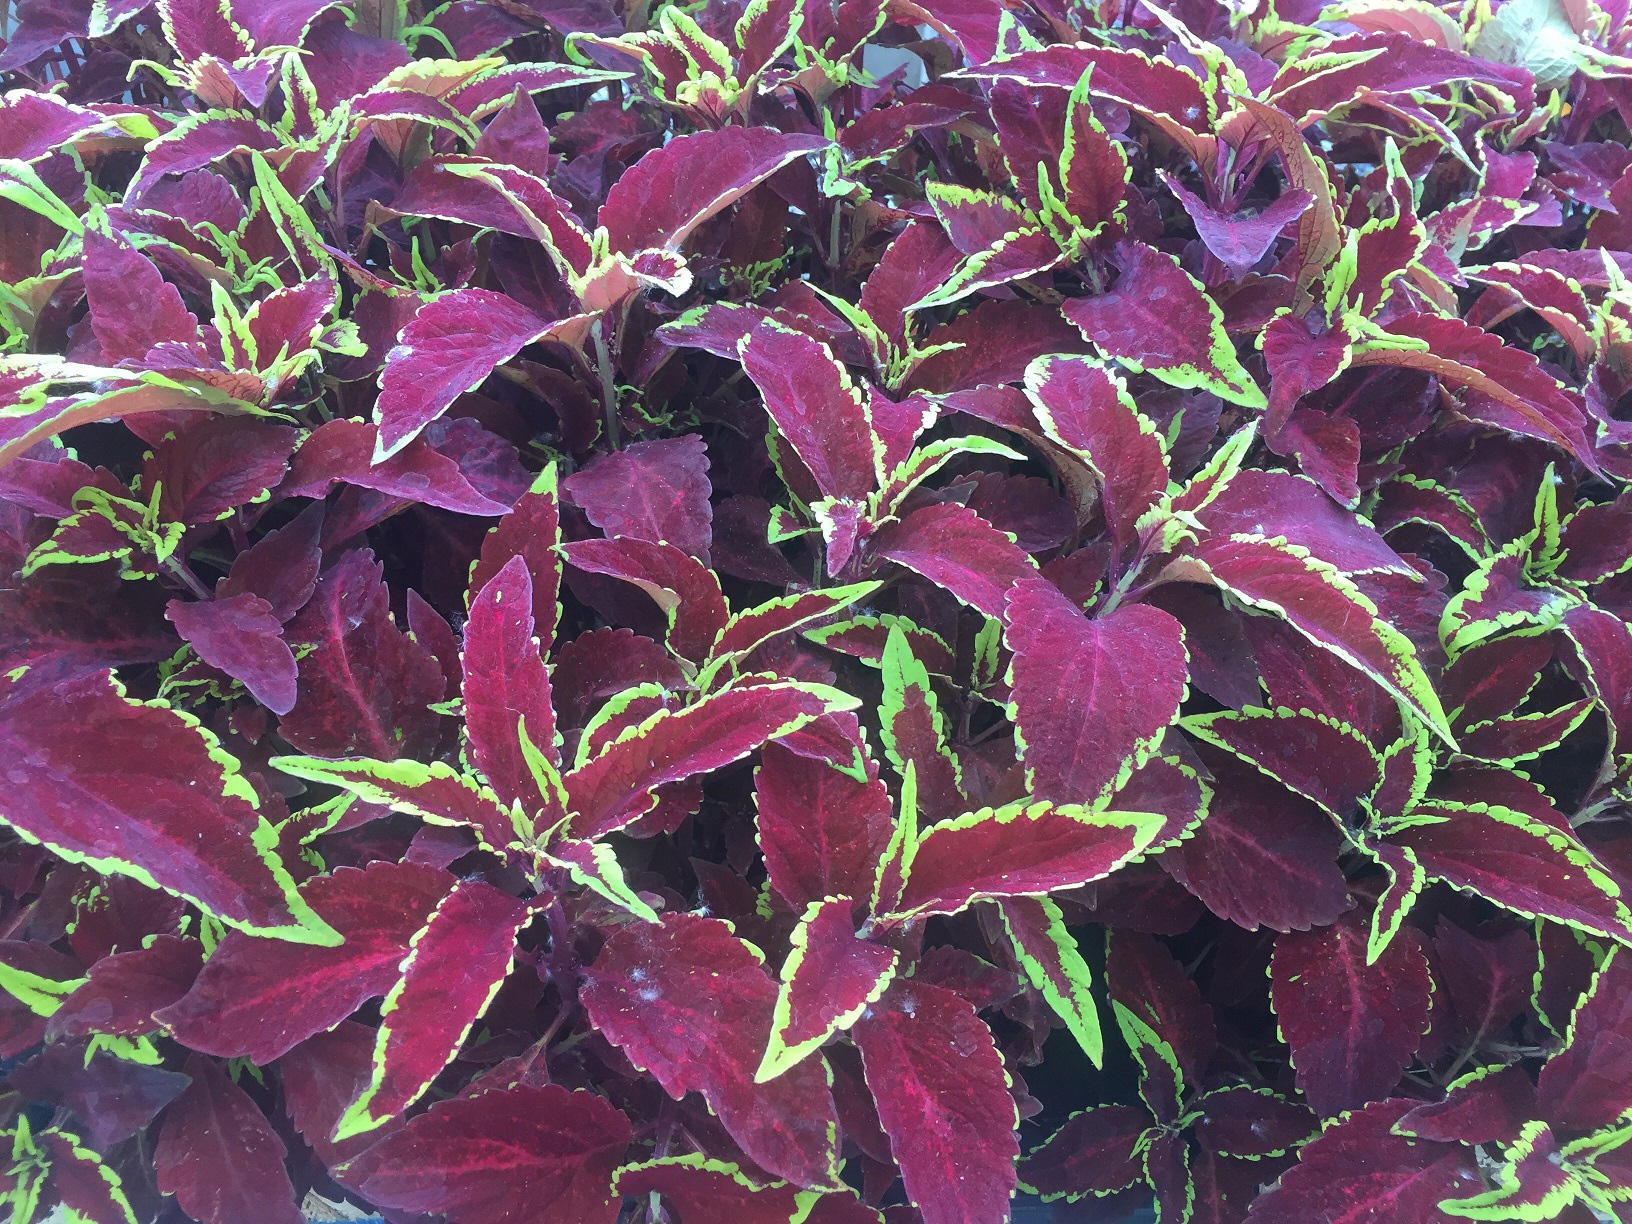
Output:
[
  {"xmin": 154, "ymin": 1054, "xmax": 303, "ymax": 1224},
  {"xmin": 1017, "ymin": 1105, "xmax": 1150, "ymax": 1201},
  {"xmin": 1270, "ymin": 912, "xmax": 1431, "ymax": 1117},
  {"xmin": 10, "ymin": 1043, "xmax": 190, "ymax": 1149},
  {"xmin": 563, "ymin": 434, "xmax": 713, "ymax": 562},
  {"xmin": 280, "ymin": 549, "xmax": 445, "ymax": 761},
  {"xmin": 581, "ymin": 913, "xmax": 841, "ymax": 1187},
  {"xmin": 166, "ymin": 594, "xmax": 298, "ymax": 714},
  {"xmin": 1394, "ymin": 1064, "xmax": 1537, "ymax": 1145},
  {"xmin": 1162, "ymin": 176, "xmax": 1312, "ymax": 278},
  {"xmin": 1535, "ymin": 947, "xmax": 1632, "ymax": 1132},
  {"xmin": 1243, "ymin": 1099, "xmax": 1478, "ymax": 1223},
  {"xmin": 1160, "ymin": 750, "xmax": 1351, "ymax": 933}
]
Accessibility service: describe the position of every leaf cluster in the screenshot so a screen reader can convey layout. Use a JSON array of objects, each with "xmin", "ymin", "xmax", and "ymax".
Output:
[{"xmin": 2, "ymin": 0, "xmax": 1632, "ymax": 1220}]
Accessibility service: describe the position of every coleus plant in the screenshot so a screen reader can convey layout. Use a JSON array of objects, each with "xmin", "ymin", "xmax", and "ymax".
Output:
[{"xmin": 4, "ymin": 0, "xmax": 1632, "ymax": 1218}]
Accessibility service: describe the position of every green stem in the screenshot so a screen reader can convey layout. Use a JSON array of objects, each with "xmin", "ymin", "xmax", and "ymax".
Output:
[
  {"xmin": 591, "ymin": 321, "xmax": 620, "ymax": 450},
  {"xmin": 162, "ymin": 554, "xmax": 212, "ymax": 601}
]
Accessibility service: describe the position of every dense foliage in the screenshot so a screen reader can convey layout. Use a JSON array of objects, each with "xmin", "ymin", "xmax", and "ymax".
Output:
[{"xmin": 3, "ymin": 0, "xmax": 1632, "ymax": 1218}]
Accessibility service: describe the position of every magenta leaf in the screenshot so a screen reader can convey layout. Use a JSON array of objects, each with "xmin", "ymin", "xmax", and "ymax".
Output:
[
  {"xmin": 1053, "ymin": 67, "xmax": 1130, "ymax": 239},
  {"xmin": 1023, "ymin": 354, "xmax": 1169, "ymax": 553},
  {"xmin": 0, "ymin": 372, "xmax": 256, "ymax": 471},
  {"xmin": 1183, "ymin": 706, "xmax": 1381, "ymax": 822},
  {"xmin": 468, "ymin": 464, "xmax": 563, "ymax": 644},
  {"xmin": 562, "ymin": 536, "xmax": 729, "ymax": 662},
  {"xmin": 462, "ymin": 555, "xmax": 559, "ymax": 811},
  {"xmin": 216, "ymin": 501, "xmax": 323, "ymax": 621},
  {"xmin": 374, "ymin": 288, "xmax": 592, "ymax": 459},
  {"xmin": 613, "ymin": 1155, "xmax": 884, "ymax": 1224},
  {"xmin": 1062, "ymin": 240, "xmax": 1266, "ymax": 408},
  {"xmin": 2, "ymin": 94, "xmax": 133, "ymax": 162},
  {"xmin": 853, "ymin": 980, "xmax": 1019, "ymax": 1224},
  {"xmin": 1270, "ymin": 912, "xmax": 1432, "ymax": 1118},
  {"xmin": 1389, "ymin": 802, "xmax": 1632, "ymax": 942},
  {"xmin": 81, "ymin": 231, "xmax": 198, "ymax": 363},
  {"xmin": 888, "ymin": 797, "xmax": 1163, "ymax": 920},
  {"xmin": 958, "ymin": 43, "xmax": 1212, "ymax": 131},
  {"xmin": 1240, "ymin": 613, "xmax": 1402, "ymax": 746},
  {"xmin": 908, "ymin": 299, "xmax": 1092, "ymax": 395},
  {"xmin": 879, "ymin": 624, "xmax": 963, "ymax": 822},
  {"xmin": 145, "ymin": 417, "xmax": 300, "ymax": 527},
  {"xmin": 580, "ymin": 913, "xmax": 841, "ymax": 1187},
  {"xmin": 388, "ymin": 161, "xmax": 594, "ymax": 268},
  {"xmin": 348, "ymin": 1084, "xmax": 631, "ymax": 1223},
  {"xmin": 155, "ymin": 862, "xmax": 449, "ymax": 1063},
  {"xmin": 1005, "ymin": 576, "xmax": 1188, "ymax": 808},
  {"xmin": 755, "ymin": 741, "xmax": 894, "ymax": 914},
  {"xmin": 565, "ymin": 681, "xmax": 859, "ymax": 840},
  {"xmin": 1143, "ymin": 1129, "xmax": 1193, "ymax": 1222},
  {"xmin": 282, "ymin": 418, "xmax": 522, "ymax": 516},
  {"xmin": 1350, "ymin": 312, "xmax": 1598, "ymax": 472},
  {"xmin": 11, "ymin": 1045, "xmax": 189, "ymax": 1150},
  {"xmin": 739, "ymin": 320, "xmax": 880, "ymax": 502},
  {"xmin": 1192, "ymin": 468, "xmax": 1420, "ymax": 579},
  {"xmin": 554, "ymin": 627, "xmax": 684, "ymax": 728},
  {"xmin": 758, "ymin": 896, "xmax": 898, "ymax": 1082},
  {"xmin": 874, "ymin": 501, "xmax": 1039, "ymax": 621},
  {"xmin": 616, "ymin": 1157, "xmax": 789, "ymax": 1222},
  {"xmin": 0, "ymin": 668, "xmax": 334, "ymax": 943},
  {"xmin": 1556, "ymin": 492, "xmax": 1632, "ymax": 584},
  {"xmin": 1115, "ymin": 1001, "xmax": 1185, "ymax": 1123},
  {"xmin": 702, "ymin": 581, "xmax": 882, "ymax": 689},
  {"xmin": 281, "ymin": 1023, "xmax": 400, "ymax": 1169},
  {"xmin": 913, "ymin": 224, "xmax": 1066, "ymax": 311},
  {"xmin": 1437, "ymin": 1120, "xmax": 1577, "ymax": 1221},
  {"xmin": 1108, "ymin": 750, "xmax": 1212, "ymax": 850},
  {"xmin": 31, "ymin": 1129, "xmax": 138, "ymax": 1224},
  {"xmin": 599, "ymin": 127, "xmax": 828, "ymax": 253},
  {"xmin": 1432, "ymin": 918, "xmax": 1537, "ymax": 1055},
  {"xmin": 335, "ymin": 877, "xmax": 531, "ymax": 1138},
  {"xmin": 1184, "ymin": 536, "xmax": 1452, "ymax": 742},
  {"xmin": 270, "ymin": 756, "xmax": 518, "ymax": 857}
]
